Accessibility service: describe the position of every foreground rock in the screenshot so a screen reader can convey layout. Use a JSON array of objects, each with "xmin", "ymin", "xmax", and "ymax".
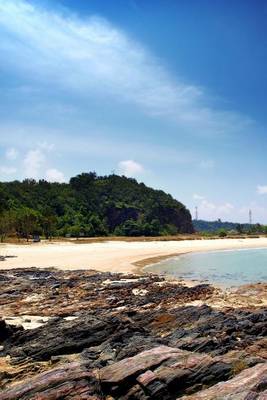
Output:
[
  {"xmin": 0, "ymin": 268, "xmax": 266, "ymax": 399},
  {"xmin": 0, "ymin": 361, "xmax": 97, "ymax": 400},
  {"xmin": 182, "ymin": 362, "xmax": 267, "ymax": 399}
]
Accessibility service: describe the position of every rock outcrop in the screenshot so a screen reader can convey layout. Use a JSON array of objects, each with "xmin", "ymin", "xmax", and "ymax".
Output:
[
  {"xmin": 181, "ymin": 362, "xmax": 267, "ymax": 399},
  {"xmin": 0, "ymin": 268, "xmax": 266, "ymax": 399}
]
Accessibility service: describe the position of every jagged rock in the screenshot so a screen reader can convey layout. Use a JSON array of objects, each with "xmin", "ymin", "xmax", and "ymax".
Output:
[
  {"xmin": 181, "ymin": 362, "xmax": 267, "ymax": 399},
  {"xmin": 0, "ymin": 361, "xmax": 99, "ymax": 400},
  {"xmin": 0, "ymin": 319, "xmax": 22, "ymax": 342},
  {"xmin": 100, "ymin": 346, "xmax": 189, "ymax": 384},
  {"xmin": 99, "ymin": 347, "xmax": 235, "ymax": 398},
  {"xmin": 0, "ymin": 268, "xmax": 267, "ymax": 398},
  {"xmin": 3, "ymin": 315, "xmax": 129, "ymax": 362}
]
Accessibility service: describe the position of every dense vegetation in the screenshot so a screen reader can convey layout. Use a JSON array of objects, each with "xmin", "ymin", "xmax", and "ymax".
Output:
[
  {"xmin": 0, "ymin": 173, "xmax": 193, "ymax": 240},
  {"xmin": 193, "ymin": 219, "xmax": 267, "ymax": 235}
]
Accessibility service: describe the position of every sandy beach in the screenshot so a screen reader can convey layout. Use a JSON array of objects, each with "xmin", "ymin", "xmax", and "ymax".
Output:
[{"xmin": 1, "ymin": 237, "xmax": 267, "ymax": 273}]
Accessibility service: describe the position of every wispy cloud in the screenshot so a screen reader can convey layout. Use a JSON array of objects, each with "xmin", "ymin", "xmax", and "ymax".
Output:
[
  {"xmin": 257, "ymin": 185, "xmax": 267, "ymax": 195},
  {"xmin": 5, "ymin": 147, "xmax": 18, "ymax": 160},
  {"xmin": 194, "ymin": 194, "xmax": 234, "ymax": 220},
  {"xmin": 193, "ymin": 193, "xmax": 205, "ymax": 200},
  {"xmin": 200, "ymin": 199, "xmax": 234, "ymax": 217},
  {"xmin": 0, "ymin": 123, "xmax": 204, "ymax": 168},
  {"xmin": 0, "ymin": 0, "xmax": 254, "ymax": 136},
  {"xmin": 38, "ymin": 141, "xmax": 55, "ymax": 152},
  {"xmin": 0, "ymin": 166, "xmax": 17, "ymax": 176},
  {"xmin": 193, "ymin": 197, "xmax": 266, "ymax": 223}
]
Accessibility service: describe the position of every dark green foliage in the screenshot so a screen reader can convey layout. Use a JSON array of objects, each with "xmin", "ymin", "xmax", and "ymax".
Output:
[
  {"xmin": 0, "ymin": 210, "xmax": 15, "ymax": 242},
  {"xmin": 218, "ymin": 228, "xmax": 227, "ymax": 238},
  {"xmin": 193, "ymin": 219, "xmax": 242, "ymax": 233},
  {"xmin": 193, "ymin": 219, "xmax": 265, "ymax": 235},
  {"xmin": 14, "ymin": 207, "xmax": 42, "ymax": 241},
  {"xmin": 0, "ymin": 173, "xmax": 193, "ymax": 238}
]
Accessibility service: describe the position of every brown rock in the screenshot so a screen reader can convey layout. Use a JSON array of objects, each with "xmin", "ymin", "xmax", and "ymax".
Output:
[
  {"xmin": 0, "ymin": 361, "xmax": 97, "ymax": 400},
  {"xmin": 181, "ymin": 362, "xmax": 267, "ymax": 399},
  {"xmin": 100, "ymin": 346, "xmax": 186, "ymax": 383}
]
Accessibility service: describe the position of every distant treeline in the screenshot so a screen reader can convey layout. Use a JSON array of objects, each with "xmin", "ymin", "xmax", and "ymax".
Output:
[
  {"xmin": 193, "ymin": 219, "xmax": 267, "ymax": 235},
  {"xmin": 0, "ymin": 173, "xmax": 193, "ymax": 241}
]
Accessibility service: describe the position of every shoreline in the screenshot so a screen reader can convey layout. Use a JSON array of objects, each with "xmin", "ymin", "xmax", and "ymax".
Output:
[
  {"xmin": 1, "ymin": 243, "xmax": 267, "ymax": 398},
  {"xmin": 1, "ymin": 238, "xmax": 267, "ymax": 290},
  {"xmin": 1, "ymin": 237, "xmax": 267, "ymax": 275},
  {"xmin": 137, "ymin": 245, "xmax": 267, "ymax": 288}
]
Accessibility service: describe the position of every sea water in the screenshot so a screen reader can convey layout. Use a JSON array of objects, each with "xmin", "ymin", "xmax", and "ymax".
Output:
[{"xmin": 145, "ymin": 248, "xmax": 267, "ymax": 287}]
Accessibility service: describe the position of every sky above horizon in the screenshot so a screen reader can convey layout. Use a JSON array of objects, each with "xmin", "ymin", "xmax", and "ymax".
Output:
[{"xmin": 0, "ymin": 0, "xmax": 267, "ymax": 223}]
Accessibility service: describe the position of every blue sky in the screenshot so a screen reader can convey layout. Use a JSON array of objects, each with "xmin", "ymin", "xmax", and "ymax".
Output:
[{"xmin": 0, "ymin": 0, "xmax": 267, "ymax": 222}]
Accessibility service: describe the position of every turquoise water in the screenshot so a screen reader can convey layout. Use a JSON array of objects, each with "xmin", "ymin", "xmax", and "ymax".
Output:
[{"xmin": 146, "ymin": 248, "xmax": 267, "ymax": 287}]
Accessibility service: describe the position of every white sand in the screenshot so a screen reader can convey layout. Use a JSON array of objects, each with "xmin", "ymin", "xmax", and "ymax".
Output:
[{"xmin": 1, "ymin": 237, "xmax": 267, "ymax": 273}]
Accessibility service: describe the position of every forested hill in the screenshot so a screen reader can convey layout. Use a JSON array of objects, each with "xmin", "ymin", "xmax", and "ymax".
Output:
[
  {"xmin": 193, "ymin": 219, "xmax": 251, "ymax": 233},
  {"xmin": 0, "ymin": 173, "xmax": 193, "ymax": 239}
]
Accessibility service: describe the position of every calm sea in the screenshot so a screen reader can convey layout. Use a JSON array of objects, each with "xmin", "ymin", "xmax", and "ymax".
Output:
[{"xmin": 145, "ymin": 248, "xmax": 267, "ymax": 287}]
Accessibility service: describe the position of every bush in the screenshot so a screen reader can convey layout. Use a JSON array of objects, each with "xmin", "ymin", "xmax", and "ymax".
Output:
[{"xmin": 218, "ymin": 229, "xmax": 227, "ymax": 238}]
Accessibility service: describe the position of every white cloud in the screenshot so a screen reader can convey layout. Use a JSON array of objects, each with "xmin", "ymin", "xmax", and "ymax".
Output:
[
  {"xmin": 21, "ymin": 141, "xmax": 57, "ymax": 180},
  {"xmin": 203, "ymin": 199, "xmax": 233, "ymax": 213},
  {"xmin": 38, "ymin": 141, "xmax": 55, "ymax": 152},
  {"xmin": 0, "ymin": 166, "xmax": 17, "ymax": 175},
  {"xmin": 45, "ymin": 168, "xmax": 66, "ymax": 183},
  {"xmin": 257, "ymin": 185, "xmax": 267, "ymax": 195},
  {"xmin": 197, "ymin": 197, "xmax": 234, "ymax": 220},
  {"xmin": 195, "ymin": 199, "xmax": 267, "ymax": 223},
  {"xmin": 118, "ymin": 160, "xmax": 144, "ymax": 177},
  {"xmin": 0, "ymin": 123, "xmax": 204, "ymax": 183},
  {"xmin": 5, "ymin": 147, "xmax": 18, "ymax": 160},
  {"xmin": 193, "ymin": 193, "xmax": 234, "ymax": 219},
  {"xmin": 23, "ymin": 149, "xmax": 45, "ymax": 179},
  {"xmin": 0, "ymin": 0, "xmax": 254, "ymax": 136},
  {"xmin": 193, "ymin": 193, "xmax": 205, "ymax": 200}
]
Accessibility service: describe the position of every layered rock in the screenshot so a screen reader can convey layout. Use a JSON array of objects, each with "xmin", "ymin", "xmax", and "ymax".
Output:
[
  {"xmin": 0, "ymin": 268, "xmax": 266, "ymax": 399},
  {"xmin": 181, "ymin": 362, "xmax": 267, "ymax": 399}
]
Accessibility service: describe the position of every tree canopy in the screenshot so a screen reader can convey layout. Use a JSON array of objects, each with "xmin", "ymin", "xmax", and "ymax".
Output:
[
  {"xmin": 193, "ymin": 219, "xmax": 266, "ymax": 235},
  {"xmin": 0, "ymin": 173, "xmax": 193, "ymax": 239}
]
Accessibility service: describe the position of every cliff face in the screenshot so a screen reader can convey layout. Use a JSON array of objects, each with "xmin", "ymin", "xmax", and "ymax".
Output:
[{"xmin": 0, "ymin": 173, "xmax": 194, "ymax": 237}]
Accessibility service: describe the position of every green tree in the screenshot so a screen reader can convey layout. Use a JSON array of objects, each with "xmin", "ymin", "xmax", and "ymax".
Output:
[
  {"xmin": 0, "ymin": 211, "xmax": 14, "ymax": 242},
  {"xmin": 236, "ymin": 224, "xmax": 244, "ymax": 234},
  {"xmin": 15, "ymin": 207, "xmax": 41, "ymax": 241},
  {"xmin": 0, "ymin": 172, "xmax": 194, "ymax": 238},
  {"xmin": 218, "ymin": 229, "xmax": 227, "ymax": 238},
  {"xmin": 41, "ymin": 208, "xmax": 57, "ymax": 239},
  {"xmin": 88, "ymin": 215, "xmax": 108, "ymax": 236}
]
